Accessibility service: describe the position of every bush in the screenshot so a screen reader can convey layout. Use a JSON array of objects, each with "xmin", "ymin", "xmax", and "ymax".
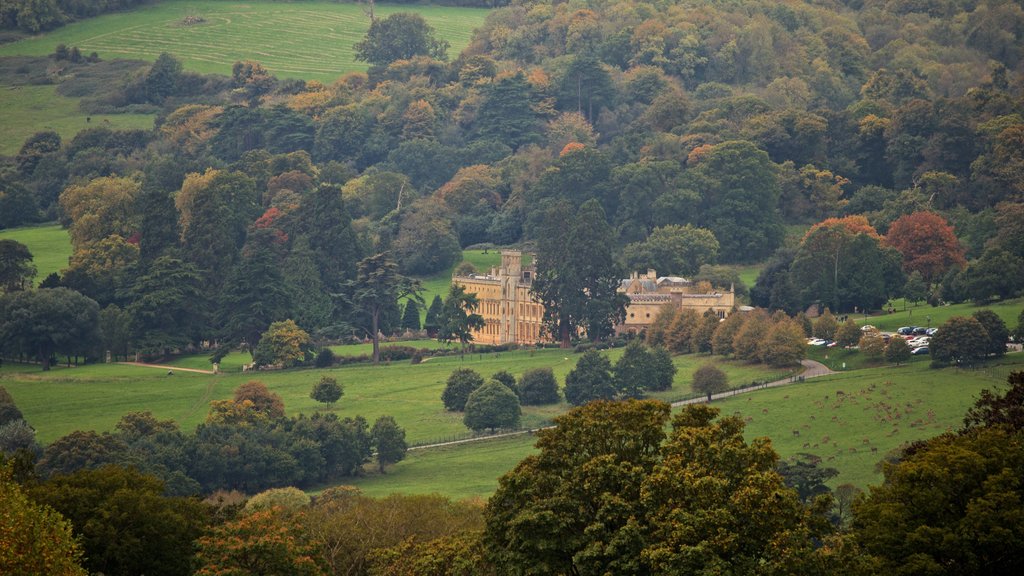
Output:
[
  {"xmin": 311, "ymin": 376, "xmax": 343, "ymax": 405},
  {"xmin": 442, "ymin": 368, "xmax": 485, "ymax": 411},
  {"xmin": 244, "ymin": 487, "xmax": 311, "ymax": 513},
  {"xmin": 491, "ymin": 370, "xmax": 517, "ymax": 390},
  {"xmin": 517, "ymin": 368, "xmax": 560, "ymax": 405},
  {"xmin": 692, "ymin": 364, "xmax": 728, "ymax": 401},
  {"xmin": 315, "ymin": 348, "xmax": 335, "ymax": 368},
  {"xmin": 464, "ymin": 380, "xmax": 521, "ymax": 432}
]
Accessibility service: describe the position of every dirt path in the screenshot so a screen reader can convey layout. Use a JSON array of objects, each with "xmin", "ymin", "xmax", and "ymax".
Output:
[{"xmin": 116, "ymin": 362, "xmax": 215, "ymax": 375}]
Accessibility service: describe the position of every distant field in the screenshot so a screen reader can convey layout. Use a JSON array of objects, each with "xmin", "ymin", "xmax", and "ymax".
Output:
[
  {"xmin": 0, "ymin": 222, "xmax": 72, "ymax": 282},
  {"xmin": 719, "ymin": 354, "xmax": 1024, "ymax": 489},
  {"xmin": 856, "ymin": 297, "xmax": 1023, "ymax": 333},
  {"xmin": 2, "ymin": 345, "xmax": 789, "ymax": 445},
  {"xmin": 0, "ymin": 83, "xmax": 155, "ymax": 156},
  {"xmin": 0, "ymin": 1, "xmax": 490, "ymax": 82}
]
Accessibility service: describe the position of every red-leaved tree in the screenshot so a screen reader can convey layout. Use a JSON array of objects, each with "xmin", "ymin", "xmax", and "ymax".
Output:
[{"xmin": 885, "ymin": 211, "xmax": 965, "ymax": 282}]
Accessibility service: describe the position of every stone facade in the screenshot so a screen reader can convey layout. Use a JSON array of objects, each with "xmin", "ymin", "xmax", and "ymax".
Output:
[
  {"xmin": 452, "ymin": 253, "xmax": 735, "ymax": 345},
  {"xmin": 452, "ymin": 251, "xmax": 548, "ymax": 346},
  {"xmin": 615, "ymin": 270, "xmax": 735, "ymax": 335}
]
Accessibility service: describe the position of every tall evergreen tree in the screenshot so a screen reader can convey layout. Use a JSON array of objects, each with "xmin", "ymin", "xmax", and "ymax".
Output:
[{"xmin": 400, "ymin": 299, "xmax": 421, "ymax": 332}]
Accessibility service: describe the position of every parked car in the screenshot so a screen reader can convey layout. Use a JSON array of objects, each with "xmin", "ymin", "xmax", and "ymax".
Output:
[
  {"xmin": 908, "ymin": 337, "xmax": 930, "ymax": 348},
  {"xmin": 807, "ymin": 338, "xmax": 828, "ymax": 346},
  {"xmin": 913, "ymin": 327, "xmax": 929, "ymax": 335},
  {"xmin": 897, "ymin": 326, "xmax": 915, "ymax": 335},
  {"xmin": 926, "ymin": 327, "xmax": 939, "ymax": 336},
  {"xmin": 861, "ymin": 324, "xmax": 877, "ymax": 332},
  {"xmin": 911, "ymin": 346, "xmax": 929, "ymax": 355}
]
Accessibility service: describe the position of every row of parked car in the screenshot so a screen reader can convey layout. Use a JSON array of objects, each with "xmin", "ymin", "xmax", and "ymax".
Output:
[{"xmin": 806, "ymin": 325, "xmax": 938, "ymax": 355}]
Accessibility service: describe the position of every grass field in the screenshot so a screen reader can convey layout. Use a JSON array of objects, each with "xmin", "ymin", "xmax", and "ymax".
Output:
[
  {"xmin": 0, "ymin": 83, "xmax": 155, "ymax": 156},
  {"xmin": 0, "ymin": 1, "xmax": 490, "ymax": 82},
  {"xmin": 718, "ymin": 354, "xmax": 1024, "ymax": 489},
  {"xmin": 856, "ymin": 297, "xmax": 1023, "ymax": 333},
  {"xmin": 1, "ymin": 345, "xmax": 789, "ymax": 446},
  {"xmin": 0, "ymin": 222, "xmax": 73, "ymax": 282}
]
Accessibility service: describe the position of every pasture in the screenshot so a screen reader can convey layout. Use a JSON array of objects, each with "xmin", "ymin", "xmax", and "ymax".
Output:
[
  {"xmin": 0, "ymin": 223, "xmax": 73, "ymax": 283},
  {"xmin": 718, "ymin": 354, "xmax": 1024, "ymax": 489},
  {"xmin": 0, "ymin": 1, "xmax": 490, "ymax": 82},
  {"xmin": 0, "ymin": 345, "xmax": 789, "ymax": 446},
  {"xmin": 0, "ymin": 83, "xmax": 155, "ymax": 156},
  {"xmin": 856, "ymin": 297, "xmax": 1023, "ymax": 333}
]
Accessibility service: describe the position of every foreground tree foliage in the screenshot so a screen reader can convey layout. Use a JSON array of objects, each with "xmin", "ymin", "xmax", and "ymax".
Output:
[
  {"xmin": 29, "ymin": 465, "xmax": 208, "ymax": 576},
  {"xmin": 0, "ymin": 464, "xmax": 86, "ymax": 576},
  {"xmin": 484, "ymin": 401, "xmax": 836, "ymax": 575},
  {"xmin": 195, "ymin": 507, "xmax": 324, "ymax": 576},
  {"xmin": 851, "ymin": 372, "xmax": 1024, "ymax": 575}
]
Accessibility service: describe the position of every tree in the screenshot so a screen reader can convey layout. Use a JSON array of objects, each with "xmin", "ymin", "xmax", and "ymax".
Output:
[
  {"xmin": 253, "ymin": 319, "xmax": 312, "ymax": 368},
  {"xmin": 442, "ymin": 368, "xmax": 484, "ymax": 412},
  {"xmin": 245, "ymin": 487, "xmax": 311, "ymax": 514},
  {"xmin": 516, "ymin": 368, "xmax": 560, "ymax": 406},
  {"xmin": 58, "ymin": 176, "xmax": 140, "ymax": 250},
  {"xmin": 350, "ymin": 253, "xmax": 421, "ymax": 364},
  {"xmin": 127, "ymin": 256, "xmax": 205, "ymax": 356},
  {"xmin": 437, "ymin": 283, "xmax": 484, "ymax": 349},
  {"xmin": 777, "ymin": 453, "xmax": 838, "ymax": 503},
  {"xmin": 814, "ymin": 309, "xmax": 838, "ymax": 340},
  {"xmin": 424, "ymin": 294, "xmax": 443, "ymax": 337},
  {"xmin": 532, "ymin": 200, "xmax": 627, "ymax": 347},
  {"xmin": 835, "ymin": 319, "xmax": 862, "ymax": 348},
  {"xmin": 792, "ymin": 218, "xmax": 904, "ymax": 313},
  {"xmin": 0, "ymin": 288, "xmax": 99, "ymax": 370},
  {"xmin": 392, "ymin": 200, "xmax": 462, "ymax": 276},
  {"xmin": 613, "ymin": 339, "xmax": 654, "ymax": 398},
  {"xmin": 762, "ymin": 318, "xmax": 808, "ymax": 367},
  {"xmin": 30, "ymin": 466, "xmax": 208, "ymax": 576},
  {"xmin": 647, "ymin": 346, "xmax": 677, "ymax": 391},
  {"xmin": 354, "ymin": 12, "xmax": 449, "ymax": 67},
  {"xmin": 684, "ymin": 141, "xmax": 783, "ymax": 262},
  {"xmin": 965, "ymin": 248, "xmax": 1024, "ymax": 303},
  {"xmin": 733, "ymin": 310, "xmax": 771, "ymax": 362},
  {"xmin": 143, "ymin": 52, "xmax": 182, "ymax": 103},
  {"xmin": 973, "ymin": 309, "xmax": 1009, "ymax": 358},
  {"xmin": 311, "ymin": 376, "xmax": 343, "ymax": 406},
  {"xmin": 0, "ymin": 240, "xmax": 35, "ymax": 293},
  {"xmin": 851, "ymin": 425, "xmax": 1024, "ymax": 575},
  {"xmin": 859, "ymin": 332, "xmax": 886, "ymax": 360},
  {"xmin": 711, "ymin": 311, "xmax": 747, "ymax": 356},
  {"xmin": 371, "ymin": 415, "xmax": 407, "ymax": 473},
  {"xmin": 885, "ymin": 212, "xmax": 966, "ymax": 282},
  {"xmin": 620, "ymin": 224, "xmax": 719, "ymax": 277},
  {"xmin": 0, "ymin": 464, "xmax": 87, "ymax": 576},
  {"xmin": 692, "ymin": 363, "xmax": 728, "ymax": 401},
  {"xmin": 195, "ymin": 508, "xmax": 324, "ymax": 576},
  {"xmin": 665, "ymin": 308, "xmax": 700, "ymax": 354},
  {"xmin": 491, "ymin": 370, "xmax": 517, "ymax": 392},
  {"xmin": 464, "ymin": 380, "xmax": 521, "ymax": 433},
  {"xmin": 930, "ymin": 316, "xmax": 990, "ymax": 367},
  {"xmin": 884, "ymin": 336, "xmax": 912, "ymax": 365},
  {"xmin": 564, "ymin": 349, "xmax": 616, "ymax": 406},
  {"xmin": 484, "ymin": 402, "xmax": 830, "ymax": 574},
  {"xmin": 902, "ymin": 270, "xmax": 928, "ymax": 305},
  {"xmin": 400, "ymin": 299, "xmax": 421, "ymax": 332},
  {"xmin": 963, "ymin": 371, "xmax": 1024, "ymax": 431}
]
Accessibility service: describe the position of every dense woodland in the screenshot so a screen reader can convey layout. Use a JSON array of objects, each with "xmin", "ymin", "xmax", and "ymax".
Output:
[
  {"xmin": 3, "ymin": 1, "xmax": 1024, "ymax": 572},
  {"xmin": 3, "ymin": 0, "xmax": 1024, "ymax": 363}
]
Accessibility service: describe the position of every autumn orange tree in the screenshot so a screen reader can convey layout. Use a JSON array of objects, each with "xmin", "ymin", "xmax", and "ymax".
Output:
[
  {"xmin": 884, "ymin": 211, "xmax": 966, "ymax": 282},
  {"xmin": 195, "ymin": 508, "xmax": 324, "ymax": 576},
  {"xmin": 0, "ymin": 464, "xmax": 86, "ymax": 576}
]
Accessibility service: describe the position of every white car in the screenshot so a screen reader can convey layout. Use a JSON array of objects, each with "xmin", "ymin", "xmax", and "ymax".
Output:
[
  {"xmin": 861, "ymin": 324, "xmax": 877, "ymax": 332},
  {"xmin": 806, "ymin": 338, "xmax": 828, "ymax": 346},
  {"xmin": 908, "ymin": 337, "xmax": 930, "ymax": 347}
]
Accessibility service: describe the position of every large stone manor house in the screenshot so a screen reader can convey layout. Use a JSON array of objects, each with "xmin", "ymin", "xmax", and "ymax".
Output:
[{"xmin": 453, "ymin": 250, "xmax": 736, "ymax": 346}]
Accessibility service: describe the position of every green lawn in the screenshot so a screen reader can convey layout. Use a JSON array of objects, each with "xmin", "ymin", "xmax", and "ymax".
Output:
[
  {"xmin": 407, "ymin": 249, "xmax": 511, "ymax": 318},
  {"xmin": 0, "ymin": 1, "xmax": 490, "ymax": 82},
  {"xmin": 344, "ymin": 434, "xmax": 537, "ymax": 501},
  {"xmin": 716, "ymin": 354, "xmax": 1024, "ymax": 489},
  {"xmin": 2, "ymin": 346, "xmax": 789, "ymax": 446},
  {"xmin": 0, "ymin": 222, "xmax": 73, "ymax": 282},
  {"xmin": 0, "ymin": 83, "xmax": 156, "ymax": 156},
  {"xmin": 855, "ymin": 298, "xmax": 1023, "ymax": 332}
]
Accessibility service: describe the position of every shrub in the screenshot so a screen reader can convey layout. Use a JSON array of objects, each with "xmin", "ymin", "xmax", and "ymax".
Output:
[
  {"xmin": 517, "ymin": 368, "xmax": 560, "ymax": 405},
  {"xmin": 310, "ymin": 376, "xmax": 343, "ymax": 405},
  {"xmin": 692, "ymin": 364, "xmax": 728, "ymax": 401},
  {"xmin": 464, "ymin": 380, "xmax": 521, "ymax": 432},
  {"xmin": 315, "ymin": 348, "xmax": 336, "ymax": 368},
  {"xmin": 442, "ymin": 368, "xmax": 484, "ymax": 411},
  {"xmin": 244, "ymin": 487, "xmax": 311, "ymax": 513}
]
